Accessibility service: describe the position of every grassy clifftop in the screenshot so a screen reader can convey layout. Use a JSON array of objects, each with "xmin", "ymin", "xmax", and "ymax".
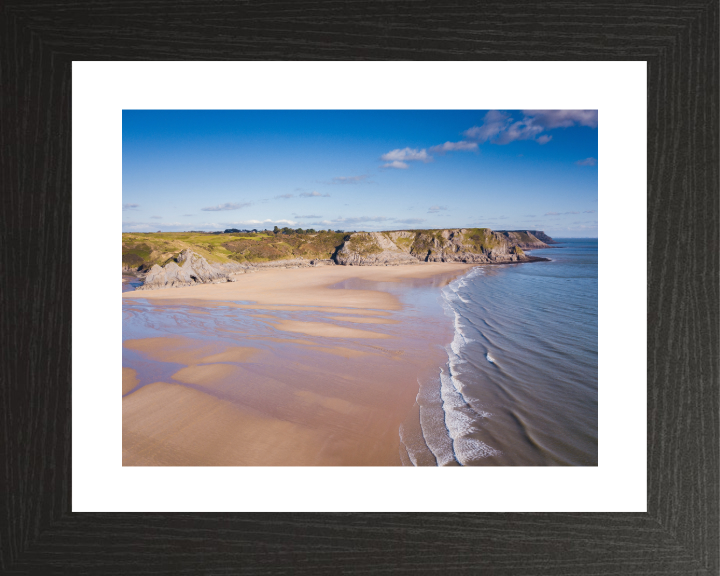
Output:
[
  {"xmin": 122, "ymin": 230, "xmax": 347, "ymax": 270},
  {"xmin": 122, "ymin": 228, "xmax": 552, "ymax": 271}
]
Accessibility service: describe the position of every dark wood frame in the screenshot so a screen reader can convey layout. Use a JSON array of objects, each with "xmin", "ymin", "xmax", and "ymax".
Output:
[{"xmin": 1, "ymin": 2, "xmax": 717, "ymax": 574}]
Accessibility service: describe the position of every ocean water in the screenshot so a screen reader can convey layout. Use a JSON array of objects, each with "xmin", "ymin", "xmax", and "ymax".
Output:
[{"xmin": 401, "ymin": 239, "xmax": 598, "ymax": 466}]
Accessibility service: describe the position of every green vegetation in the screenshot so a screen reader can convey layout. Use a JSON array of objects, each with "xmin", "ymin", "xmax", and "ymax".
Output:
[
  {"xmin": 406, "ymin": 230, "xmax": 444, "ymax": 257},
  {"xmin": 222, "ymin": 230, "xmax": 346, "ymax": 263},
  {"xmin": 122, "ymin": 230, "xmax": 348, "ymax": 269},
  {"xmin": 393, "ymin": 236, "xmax": 414, "ymax": 250},
  {"xmin": 122, "ymin": 227, "xmax": 536, "ymax": 270},
  {"xmin": 463, "ymin": 228, "xmax": 501, "ymax": 253},
  {"xmin": 347, "ymin": 233, "xmax": 382, "ymax": 257},
  {"xmin": 507, "ymin": 231, "xmax": 534, "ymax": 244},
  {"xmin": 122, "ymin": 231, "xmax": 269, "ymax": 269}
]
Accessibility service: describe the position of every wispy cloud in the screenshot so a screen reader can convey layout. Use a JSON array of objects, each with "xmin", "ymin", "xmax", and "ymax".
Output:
[
  {"xmin": 201, "ymin": 202, "xmax": 252, "ymax": 212},
  {"xmin": 275, "ymin": 194, "xmax": 294, "ymax": 199},
  {"xmin": 381, "ymin": 139, "xmax": 477, "ymax": 171},
  {"xmin": 427, "ymin": 205, "xmax": 448, "ymax": 213},
  {"xmin": 576, "ymin": 157, "xmax": 597, "ymax": 166},
  {"xmin": 463, "ymin": 109, "xmax": 598, "ymax": 146},
  {"xmin": 381, "ymin": 147, "xmax": 432, "ymax": 169},
  {"xmin": 150, "ymin": 216, "xmax": 162, "ymax": 219},
  {"xmin": 479, "ymin": 215, "xmax": 509, "ymax": 220},
  {"xmin": 382, "ymin": 160, "xmax": 409, "ymax": 169},
  {"xmin": 545, "ymin": 212, "xmax": 561, "ymax": 216},
  {"xmin": 583, "ymin": 209, "xmax": 597, "ymax": 213},
  {"xmin": 524, "ymin": 110, "xmax": 598, "ymax": 129},
  {"xmin": 299, "ymin": 191, "xmax": 331, "ymax": 198},
  {"xmin": 308, "ymin": 215, "xmax": 429, "ymax": 229},
  {"xmin": 122, "ymin": 220, "xmax": 189, "ymax": 231},
  {"xmin": 122, "ymin": 203, "xmax": 139, "ymax": 211},
  {"xmin": 294, "ymin": 214, "xmax": 322, "ymax": 219},
  {"xmin": 428, "ymin": 141, "xmax": 478, "ymax": 154},
  {"xmin": 181, "ymin": 214, "xmax": 194, "ymax": 217},
  {"xmin": 330, "ymin": 175, "xmax": 371, "ymax": 184},
  {"xmin": 394, "ymin": 218, "xmax": 427, "ymax": 225},
  {"xmin": 463, "ymin": 111, "xmax": 515, "ymax": 143},
  {"xmin": 222, "ymin": 219, "xmax": 297, "ymax": 227},
  {"xmin": 382, "ymin": 147, "xmax": 431, "ymax": 163},
  {"xmin": 544, "ymin": 210, "xmax": 584, "ymax": 216}
]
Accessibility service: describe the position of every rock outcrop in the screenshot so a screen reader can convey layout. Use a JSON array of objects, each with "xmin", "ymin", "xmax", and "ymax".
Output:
[
  {"xmin": 332, "ymin": 228, "xmax": 553, "ymax": 266},
  {"xmin": 131, "ymin": 230, "xmax": 554, "ymax": 290},
  {"xmin": 135, "ymin": 250, "xmax": 341, "ymax": 290},
  {"xmin": 496, "ymin": 230, "xmax": 552, "ymax": 250},
  {"xmin": 334, "ymin": 232, "xmax": 420, "ymax": 266},
  {"xmin": 136, "ymin": 249, "xmax": 246, "ymax": 290}
]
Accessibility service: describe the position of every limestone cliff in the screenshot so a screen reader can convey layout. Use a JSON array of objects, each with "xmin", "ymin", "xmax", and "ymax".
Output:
[
  {"xmin": 130, "ymin": 230, "xmax": 554, "ymax": 290},
  {"xmin": 332, "ymin": 229, "xmax": 553, "ymax": 266},
  {"xmin": 334, "ymin": 232, "xmax": 420, "ymax": 266},
  {"xmin": 496, "ymin": 230, "xmax": 558, "ymax": 248},
  {"xmin": 135, "ymin": 249, "xmax": 246, "ymax": 290}
]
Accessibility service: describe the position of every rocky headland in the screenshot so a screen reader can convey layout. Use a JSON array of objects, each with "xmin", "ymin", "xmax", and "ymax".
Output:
[{"xmin": 127, "ymin": 228, "xmax": 554, "ymax": 291}]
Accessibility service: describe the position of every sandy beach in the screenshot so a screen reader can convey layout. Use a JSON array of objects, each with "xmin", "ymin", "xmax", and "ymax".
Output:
[{"xmin": 122, "ymin": 263, "xmax": 473, "ymax": 466}]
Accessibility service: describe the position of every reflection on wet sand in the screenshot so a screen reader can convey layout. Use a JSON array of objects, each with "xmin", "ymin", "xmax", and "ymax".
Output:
[{"xmin": 122, "ymin": 264, "xmax": 471, "ymax": 466}]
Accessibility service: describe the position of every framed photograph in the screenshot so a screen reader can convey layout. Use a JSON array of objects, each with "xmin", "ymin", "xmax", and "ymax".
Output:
[{"xmin": 3, "ymin": 3, "xmax": 717, "ymax": 574}]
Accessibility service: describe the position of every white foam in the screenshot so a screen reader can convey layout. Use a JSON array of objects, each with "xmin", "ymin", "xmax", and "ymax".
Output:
[
  {"xmin": 440, "ymin": 369, "xmax": 501, "ymax": 464},
  {"xmin": 417, "ymin": 374, "xmax": 456, "ymax": 466},
  {"xmin": 398, "ymin": 424, "xmax": 419, "ymax": 466},
  {"xmin": 404, "ymin": 265, "xmax": 499, "ymax": 466}
]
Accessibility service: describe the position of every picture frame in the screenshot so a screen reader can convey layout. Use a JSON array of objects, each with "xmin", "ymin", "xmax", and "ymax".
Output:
[{"xmin": 2, "ymin": 2, "xmax": 717, "ymax": 573}]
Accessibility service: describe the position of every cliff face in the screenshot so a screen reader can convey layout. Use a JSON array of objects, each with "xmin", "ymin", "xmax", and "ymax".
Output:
[
  {"xmin": 333, "ymin": 228, "xmax": 552, "ymax": 266},
  {"xmin": 135, "ymin": 250, "xmax": 336, "ymax": 290},
  {"xmin": 497, "ymin": 229, "xmax": 558, "ymax": 247},
  {"xmin": 130, "ymin": 230, "xmax": 554, "ymax": 290},
  {"xmin": 334, "ymin": 232, "xmax": 420, "ymax": 266},
  {"xmin": 136, "ymin": 249, "xmax": 246, "ymax": 291}
]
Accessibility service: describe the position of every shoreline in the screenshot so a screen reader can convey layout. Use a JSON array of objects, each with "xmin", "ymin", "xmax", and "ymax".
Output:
[{"xmin": 123, "ymin": 262, "xmax": 474, "ymax": 466}]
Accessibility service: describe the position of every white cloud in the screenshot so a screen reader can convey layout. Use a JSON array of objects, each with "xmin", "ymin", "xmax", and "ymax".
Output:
[
  {"xmin": 463, "ymin": 111, "xmax": 513, "ymax": 143},
  {"xmin": 382, "ymin": 160, "xmax": 409, "ymax": 169},
  {"xmin": 576, "ymin": 157, "xmax": 597, "ymax": 166},
  {"xmin": 294, "ymin": 214, "xmax": 322, "ymax": 219},
  {"xmin": 122, "ymin": 203, "xmax": 139, "ymax": 210},
  {"xmin": 524, "ymin": 110, "xmax": 598, "ymax": 129},
  {"xmin": 464, "ymin": 109, "xmax": 598, "ymax": 146},
  {"xmin": 381, "ymin": 147, "xmax": 431, "ymax": 163},
  {"xmin": 150, "ymin": 216, "xmax": 162, "ymax": 219},
  {"xmin": 223, "ymin": 219, "xmax": 297, "ymax": 227},
  {"xmin": 428, "ymin": 141, "xmax": 478, "ymax": 154},
  {"xmin": 331, "ymin": 175, "xmax": 371, "ymax": 184},
  {"xmin": 201, "ymin": 202, "xmax": 252, "ymax": 212},
  {"xmin": 299, "ymin": 191, "xmax": 331, "ymax": 198},
  {"xmin": 583, "ymin": 209, "xmax": 597, "ymax": 213},
  {"xmin": 427, "ymin": 205, "xmax": 448, "ymax": 213},
  {"xmin": 122, "ymin": 220, "xmax": 190, "ymax": 231},
  {"xmin": 308, "ymin": 216, "xmax": 391, "ymax": 226},
  {"xmin": 275, "ymin": 194, "xmax": 294, "ymax": 199},
  {"xmin": 394, "ymin": 218, "xmax": 426, "ymax": 225}
]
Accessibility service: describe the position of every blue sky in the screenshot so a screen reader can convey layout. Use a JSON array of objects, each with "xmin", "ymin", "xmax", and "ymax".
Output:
[{"xmin": 123, "ymin": 110, "xmax": 598, "ymax": 237}]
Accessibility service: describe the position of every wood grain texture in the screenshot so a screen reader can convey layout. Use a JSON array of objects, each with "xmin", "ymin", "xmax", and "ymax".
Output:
[{"xmin": 1, "ymin": 1, "xmax": 717, "ymax": 574}]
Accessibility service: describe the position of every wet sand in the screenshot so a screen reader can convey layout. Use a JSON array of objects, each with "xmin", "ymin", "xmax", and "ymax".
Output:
[{"xmin": 122, "ymin": 263, "xmax": 473, "ymax": 466}]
